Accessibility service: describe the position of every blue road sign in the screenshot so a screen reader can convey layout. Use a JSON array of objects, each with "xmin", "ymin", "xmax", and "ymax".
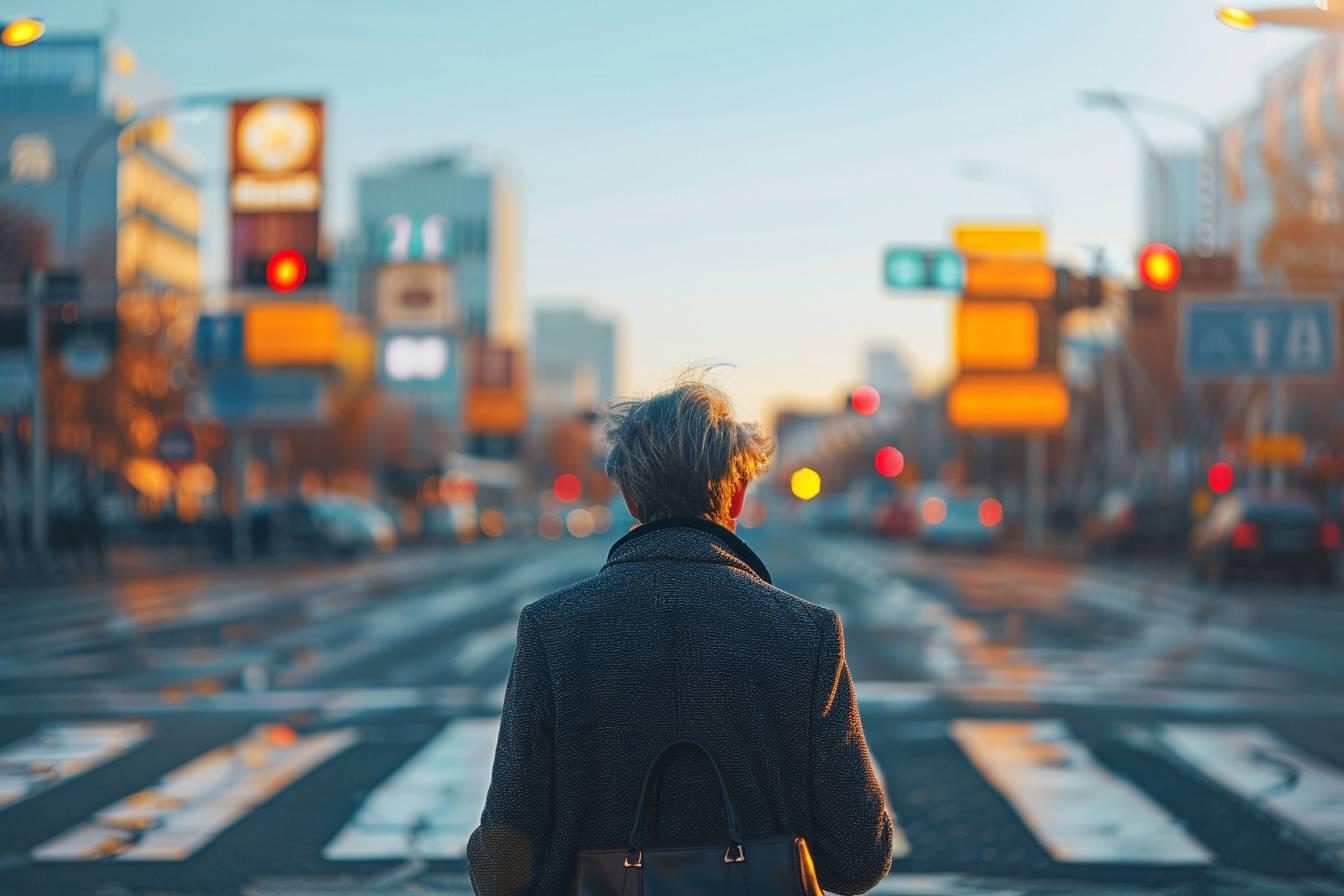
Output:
[
  {"xmin": 194, "ymin": 314, "xmax": 245, "ymax": 368},
  {"xmin": 1182, "ymin": 299, "xmax": 1336, "ymax": 379},
  {"xmin": 205, "ymin": 369, "xmax": 328, "ymax": 424}
]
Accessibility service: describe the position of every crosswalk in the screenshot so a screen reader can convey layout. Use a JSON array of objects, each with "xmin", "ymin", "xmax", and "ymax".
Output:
[{"xmin": 3, "ymin": 714, "xmax": 1344, "ymax": 878}]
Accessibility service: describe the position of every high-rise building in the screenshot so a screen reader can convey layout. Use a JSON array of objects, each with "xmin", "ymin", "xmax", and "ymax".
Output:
[
  {"xmin": 1144, "ymin": 151, "xmax": 1211, "ymax": 253},
  {"xmin": 356, "ymin": 152, "xmax": 521, "ymax": 343},
  {"xmin": 864, "ymin": 346, "xmax": 913, "ymax": 402},
  {"xmin": 532, "ymin": 306, "xmax": 618, "ymax": 416}
]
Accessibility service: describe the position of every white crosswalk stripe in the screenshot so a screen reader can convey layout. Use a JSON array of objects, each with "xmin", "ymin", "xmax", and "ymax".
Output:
[
  {"xmin": 324, "ymin": 718, "xmax": 499, "ymax": 860},
  {"xmin": 0, "ymin": 722, "xmax": 150, "ymax": 810},
  {"xmin": 32, "ymin": 725, "xmax": 356, "ymax": 861},
  {"xmin": 951, "ymin": 720, "xmax": 1212, "ymax": 864},
  {"xmin": 1159, "ymin": 724, "xmax": 1344, "ymax": 864},
  {"xmin": 15, "ymin": 715, "xmax": 1344, "ymax": 871}
]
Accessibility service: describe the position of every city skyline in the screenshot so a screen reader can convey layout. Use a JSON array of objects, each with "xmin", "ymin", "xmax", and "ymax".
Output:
[{"xmin": 44, "ymin": 1, "xmax": 1315, "ymax": 422}]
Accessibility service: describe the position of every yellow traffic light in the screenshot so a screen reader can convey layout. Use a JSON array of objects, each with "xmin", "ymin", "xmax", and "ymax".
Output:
[{"xmin": 790, "ymin": 467, "xmax": 822, "ymax": 501}]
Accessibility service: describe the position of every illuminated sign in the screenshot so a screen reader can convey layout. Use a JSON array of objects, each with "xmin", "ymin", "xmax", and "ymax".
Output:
[
  {"xmin": 375, "ymin": 262, "xmax": 455, "ymax": 329},
  {"xmin": 229, "ymin": 98, "xmax": 323, "ymax": 213},
  {"xmin": 464, "ymin": 343, "xmax": 527, "ymax": 434},
  {"xmin": 947, "ymin": 372, "xmax": 1069, "ymax": 431},
  {"xmin": 381, "ymin": 333, "xmax": 452, "ymax": 384},
  {"xmin": 243, "ymin": 302, "xmax": 341, "ymax": 367},
  {"xmin": 381, "ymin": 214, "xmax": 453, "ymax": 262},
  {"xmin": 957, "ymin": 301, "xmax": 1040, "ymax": 371}
]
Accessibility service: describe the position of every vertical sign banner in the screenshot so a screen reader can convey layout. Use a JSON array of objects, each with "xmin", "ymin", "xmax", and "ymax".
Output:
[
  {"xmin": 228, "ymin": 97, "xmax": 324, "ymax": 286},
  {"xmin": 464, "ymin": 343, "xmax": 527, "ymax": 434}
]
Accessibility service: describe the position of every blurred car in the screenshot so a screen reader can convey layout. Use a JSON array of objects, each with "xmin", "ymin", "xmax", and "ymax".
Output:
[
  {"xmin": 800, "ymin": 495, "xmax": 851, "ymax": 532},
  {"xmin": 1190, "ymin": 491, "xmax": 1339, "ymax": 585},
  {"xmin": 916, "ymin": 487, "xmax": 1002, "ymax": 551},
  {"xmin": 1085, "ymin": 489, "xmax": 1191, "ymax": 556},
  {"xmin": 250, "ymin": 496, "xmax": 396, "ymax": 558},
  {"xmin": 873, "ymin": 495, "xmax": 917, "ymax": 538}
]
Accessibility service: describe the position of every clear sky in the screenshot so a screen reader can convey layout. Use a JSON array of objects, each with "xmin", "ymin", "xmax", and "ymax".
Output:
[{"xmin": 52, "ymin": 0, "xmax": 1313, "ymax": 423}]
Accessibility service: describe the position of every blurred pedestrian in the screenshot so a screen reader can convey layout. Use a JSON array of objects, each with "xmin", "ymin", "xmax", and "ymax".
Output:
[{"xmin": 469, "ymin": 377, "xmax": 894, "ymax": 896}]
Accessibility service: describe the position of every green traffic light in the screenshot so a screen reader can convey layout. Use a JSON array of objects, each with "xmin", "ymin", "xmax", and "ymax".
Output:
[
  {"xmin": 885, "ymin": 249, "xmax": 927, "ymax": 289},
  {"xmin": 930, "ymin": 250, "xmax": 964, "ymax": 291}
]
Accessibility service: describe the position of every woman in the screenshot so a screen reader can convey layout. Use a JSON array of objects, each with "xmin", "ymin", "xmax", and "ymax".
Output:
[{"xmin": 468, "ymin": 379, "xmax": 894, "ymax": 895}]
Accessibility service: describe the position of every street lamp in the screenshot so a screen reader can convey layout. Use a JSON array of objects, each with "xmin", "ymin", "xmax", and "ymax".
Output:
[
  {"xmin": 0, "ymin": 17, "xmax": 45, "ymax": 47},
  {"xmin": 1217, "ymin": 4, "xmax": 1344, "ymax": 30},
  {"xmin": 1082, "ymin": 89, "xmax": 1222, "ymax": 255}
]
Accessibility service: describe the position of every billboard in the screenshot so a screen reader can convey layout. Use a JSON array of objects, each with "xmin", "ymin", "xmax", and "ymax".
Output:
[
  {"xmin": 375, "ymin": 262, "xmax": 456, "ymax": 329},
  {"xmin": 463, "ymin": 343, "xmax": 527, "ymax": 434},
  {"xmin": 379, "ymin": 331, "xmax": 456, "ymax": 390},
  {"xmin": 229, "ymin": 98, "xmax": 323, "ymax": 213},
  {"xmin": 244, "ymin": 302, "xmax": 342, "ymax": 367}
]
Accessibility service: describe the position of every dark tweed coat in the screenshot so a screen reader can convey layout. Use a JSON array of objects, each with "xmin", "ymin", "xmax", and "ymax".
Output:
[{"xmin": 467, "ymin": 518, "xmax": 895, "ymax": 896}]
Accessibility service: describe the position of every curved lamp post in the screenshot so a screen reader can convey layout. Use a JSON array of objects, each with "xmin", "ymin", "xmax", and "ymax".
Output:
[{"xmin": 1217, "ymin": 4, "xmax": 1344, "ymax": 30}]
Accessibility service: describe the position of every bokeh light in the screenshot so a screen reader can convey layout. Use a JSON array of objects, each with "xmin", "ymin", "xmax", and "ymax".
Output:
[
  {"xmin": 553, "ymin": 473, "xmax": 582, "ymax": 503},
  {"xmin": 537, "ymin": 512, "xmax": 564, "ymax": 540},
  {"xmin": 922, "ymin": 496, "xmax": 947, "ymax": 526},
  {"xmin": 874, "ymin": 446, "xmax": 905, "ymax": 478},
  {"xmin": 850, "ymin": 385, "xmax": 881, "ymax": 416},
  {"xmin": 978, "ymin": 498, "xmax": 1003, "ymax": 528},
  {"xmin": 566, "ymin": 508, "xmax": 595, "ymax": 538},
  {"xmin": 791, "ymin": 467, "xmax": 822, "ymax": 501},
  {"xmin": 1207, "ymin": 461, "xmax": 1235, "ymax": 495},
  {"xmin": 480, "ymin": 508, "xmax": 507, "ymax": 538},
  {"xmin": 590, "ymin": 505, "xmax": 613, "ymax": 534}
]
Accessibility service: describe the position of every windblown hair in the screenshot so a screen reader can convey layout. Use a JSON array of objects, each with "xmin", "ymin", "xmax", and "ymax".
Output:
[{"xmin": 604, "ymin": 376, "xmax": 773, "ymax": 526}]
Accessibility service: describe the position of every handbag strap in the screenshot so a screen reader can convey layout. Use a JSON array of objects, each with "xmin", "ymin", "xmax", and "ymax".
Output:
[{"xmin": 628, "ymin": 740, "xmax": 744, "ymax": 851}]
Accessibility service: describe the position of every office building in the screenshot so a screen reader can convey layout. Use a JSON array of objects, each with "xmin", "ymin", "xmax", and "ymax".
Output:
[{"xmin": 532, "ymin": 306, "xmax": 618, "ymax": 416}]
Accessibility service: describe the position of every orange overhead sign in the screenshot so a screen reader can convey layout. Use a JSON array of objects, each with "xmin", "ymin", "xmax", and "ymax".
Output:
[
  {"xmin": 244, "ymin": 302, "xmax": 342, "ymax": 367},
  {"xmin": 953, "ymin": 223, "xmax": 1047, "ymax": 258},
  {"xmin": 1247, "ymin": 432, "xmax": 1305, "ymax": 466},
  {"xmin": 947, "ymin": 372, "xmax": 1069, "ymax": 431},
  {"xmin": 957, "ymin": 301, "xmax": 1039, "ymax": 371},
  {"xmin": 962, "ymin": 257, "xmax": 1056, "ymax": 300}
]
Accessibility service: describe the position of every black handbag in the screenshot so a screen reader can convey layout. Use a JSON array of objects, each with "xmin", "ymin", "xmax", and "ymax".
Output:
[{"xmin": 574, "ymin": 740, "xmax": 823, "ymax": 896}]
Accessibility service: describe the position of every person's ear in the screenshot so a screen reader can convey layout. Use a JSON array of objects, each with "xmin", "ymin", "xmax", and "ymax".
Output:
[
  {"xmin": 729, "ymin": 481, "xmax": 747, "ymax": 520},
  {"xmin": 621, "ymin": 488, "xmax": 641, "ymax": 523}
]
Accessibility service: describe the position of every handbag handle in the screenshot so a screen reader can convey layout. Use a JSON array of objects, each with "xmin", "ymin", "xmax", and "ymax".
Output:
[{"xmin": 628, "ymin": 740, "xmax": 744, "ymax": 852}]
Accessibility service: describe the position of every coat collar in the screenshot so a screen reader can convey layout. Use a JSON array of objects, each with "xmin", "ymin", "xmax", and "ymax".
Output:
[{"xmin": 605, "ymin": 517, "xmax": 773, "ymax": 584}]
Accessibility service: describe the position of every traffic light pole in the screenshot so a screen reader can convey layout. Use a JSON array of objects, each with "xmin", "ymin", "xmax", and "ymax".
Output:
[
  {"xmin": 1026, "ymin": 432, "xmax": 1046, "ymax": 550},
  {"xmin": 26, "ymin": 270, "xmax": 46, "ymax": 564}
]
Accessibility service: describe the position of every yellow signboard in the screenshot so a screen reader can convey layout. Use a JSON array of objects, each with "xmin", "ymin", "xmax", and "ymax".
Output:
[
  {"xmin": 947, "ymin": 372, "xmax": 1069, "ymax": 431},
  {"xmin": 953, "ymin": 223, "xmax": 1048, "ymax": 258},
  {"xmin": 463, "ymin": 343, "xmax": 528, "ymax": 434},
  {"xmin": 963, "ymin": 257, "xmax": 1056, "ymax": 300},
  {"xmin": 1247, "ymin": 432, "xmax": 1306, "ymax": 466},
  {"xmin": 957, "ymin": 301, "xmax": 1039, "ymax": 370},
  {"xmin": 244, "ymin": 302, "xmax": 342, "ymax": 367}
]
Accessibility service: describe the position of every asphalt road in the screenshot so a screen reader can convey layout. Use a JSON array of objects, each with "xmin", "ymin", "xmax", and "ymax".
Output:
[{"xmin": 1, "ymin": 524, "xmax": 1342, "ymax": 896}]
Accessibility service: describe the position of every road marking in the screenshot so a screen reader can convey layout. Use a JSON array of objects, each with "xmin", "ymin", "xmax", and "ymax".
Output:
[
  {"xmin": 1160, "ymin": 724, "xmax": 1344, "ymax": 863},
  {"xmin": 951, "ymin": 720, "xmax": 1211, "ymax": 864},
  {"xmin": 324, "ymin": 717, "xmax": 498, "ymax": 860},
  {"xmin": 450, "ymin": 622, "xmax": 519, "ymax": 677},
  {"xmin": 32, "ymin": 725, "xmax": 355, "ymax": 861},
  {"xmin": 0, "ymin": 722, "xmax": 150, "ymax": 810}
]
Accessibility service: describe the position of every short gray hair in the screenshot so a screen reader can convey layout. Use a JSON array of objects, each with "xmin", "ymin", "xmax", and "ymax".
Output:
[{"xmin": 605, "ymin": 378, "xmax": 773, "ymax": 525}]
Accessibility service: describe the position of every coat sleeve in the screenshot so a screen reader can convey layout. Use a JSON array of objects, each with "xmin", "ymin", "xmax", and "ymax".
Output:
[
  {"xmin": 468, "ymin": 607, "xmax": 555, "ymax": 896},
  {"xmin": 808, "ymin": 610, "xmax": 895, "ymax": 895}
]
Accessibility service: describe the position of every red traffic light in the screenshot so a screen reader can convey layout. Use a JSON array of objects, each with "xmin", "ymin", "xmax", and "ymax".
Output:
[
  {"xmin": 266, "ymin": 249, "xmax": 307, "ymax": 293},
  {"xmin": 1207, "ymin": 461, "xmax": 1234, "ymax": 495},
  {"xmin": 1138, "ymin": 243, "xmax": 1181, "ymax": 292}
]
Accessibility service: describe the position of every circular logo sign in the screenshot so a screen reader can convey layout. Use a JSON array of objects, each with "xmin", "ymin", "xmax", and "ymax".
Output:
[
  {"xmin": 237, "ymin": 100, "xmax": 319, "ymax": 174},
  {"xmin": 61, "ymin": 333, "xmax": 112, "ymax": 381}
]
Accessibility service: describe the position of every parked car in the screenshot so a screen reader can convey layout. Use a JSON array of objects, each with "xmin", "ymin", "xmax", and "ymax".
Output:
[
  {"xmin": 1085, "ymin": 489, "xmax": 1191, "ymax": 556},
  {"xmin": 916, "ymin": 487, "xmax": 1002, "ymax": 551},
  {"xmin": 1190, "ymin": 490, "xmax": 1339, "ymax": 585}
]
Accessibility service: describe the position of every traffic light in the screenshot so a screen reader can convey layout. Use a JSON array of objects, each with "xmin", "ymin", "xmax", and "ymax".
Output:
[
  {"xmin": 850, "ymin": 385, "xmax": 880, "ymax": 416},
  {"xmin": 1138, "ymin": 243, "xmax": 1181, "ymax": 292},
  {"xmin": 243, "ymin": 250, "xmax": 328, "ymax": 293},
  {"xmin": 1207, "ymin": 461, "xmax": 1234, "ymax": 495}
]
